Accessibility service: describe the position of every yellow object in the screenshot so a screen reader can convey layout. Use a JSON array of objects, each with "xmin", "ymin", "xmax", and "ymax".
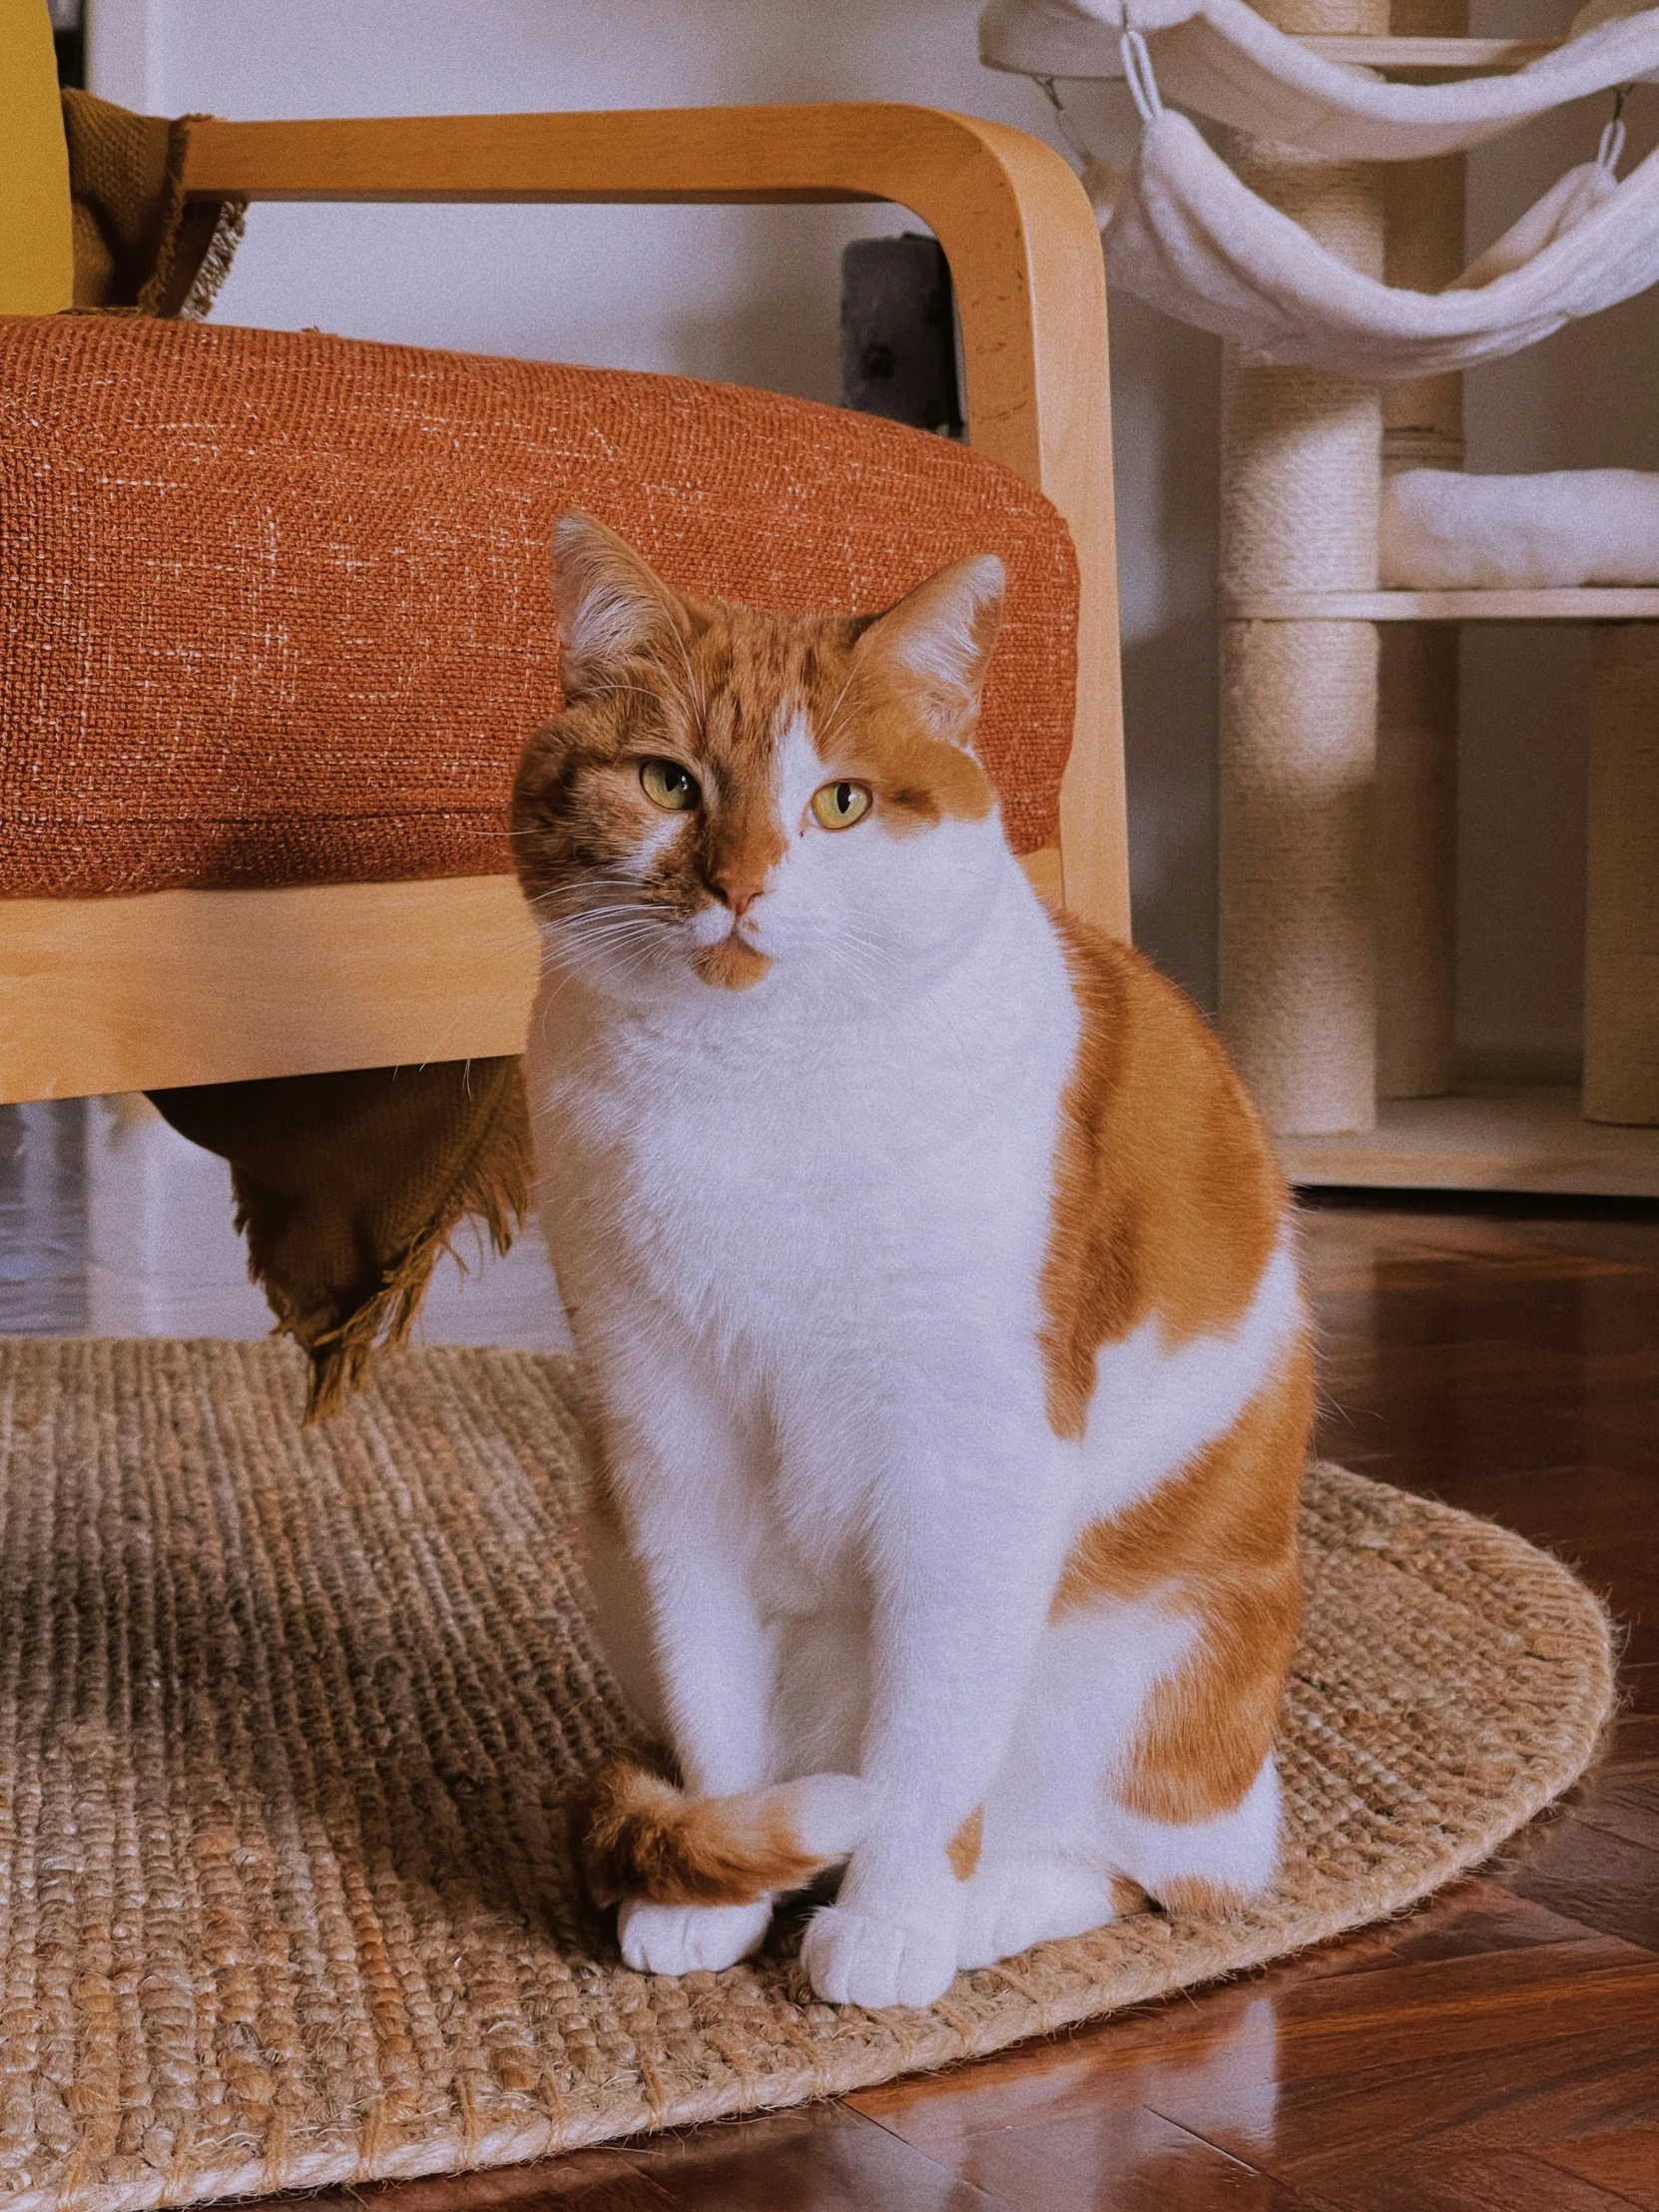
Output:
[
  {"xmin": 813, "ymin": 780, "xmax": 872, "ymax": 830},
  {"xmin": 0, "ymin": 0, "xmax": 73, "ymax": 311},
  {"xmin": 641, "ymin": 758, "xmax": 699, "ymax": 812}
]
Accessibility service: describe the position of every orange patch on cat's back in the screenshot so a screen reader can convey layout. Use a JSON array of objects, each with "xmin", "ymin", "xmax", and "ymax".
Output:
[
  {"xmin": 1037, "ymin": 915, "xmax": 1288, "ymax": 1441},
  {"xmin": 1051, "ymin": 1338, "xmax": 1310, "ymax": 1621},
  {"xmin": 1124, "ymin": 1340, "xmax": 1310, "ymax": 1828},
  {"xmin": 1053, "ymin": 1335, "xmax": 1311, "ymax": 1830}
]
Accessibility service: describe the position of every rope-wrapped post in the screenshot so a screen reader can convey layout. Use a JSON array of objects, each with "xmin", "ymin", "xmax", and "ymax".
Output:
[
  {"xmin": 1584, "ymin": 623, "xmax": 1659, "ymax": 1125},
  {"xmin": 1377, "ymin": 0, "xmax": 1466, "ymax": 1100},
  {"xmin": 1218, "ymin": 0, "xmax": 1386, "ymax": 1134}
]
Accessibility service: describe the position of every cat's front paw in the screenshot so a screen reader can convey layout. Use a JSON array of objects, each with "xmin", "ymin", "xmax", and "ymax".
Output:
[
  {"xmin": 801, "ymin": 1904, "xmax": 957, "ymax": 2008},
  {"xmin": 617, "ymin": 1897, "xmax": 773, "ymax": 1974}
]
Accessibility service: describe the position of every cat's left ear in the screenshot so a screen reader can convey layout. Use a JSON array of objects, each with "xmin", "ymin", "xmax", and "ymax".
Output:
[
  {"xmin": 551, "ymin": 510, "xmax": 696, "ymax": 701},
  {"xmin": 853, "ymin": 553, "xmax": 1005, "ymax": 747}
]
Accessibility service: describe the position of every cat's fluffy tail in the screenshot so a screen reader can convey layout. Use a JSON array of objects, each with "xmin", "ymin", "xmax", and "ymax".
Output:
[{"xmin": 578, "ymin": 1755, "xmax": 870, "ymax": 1909}]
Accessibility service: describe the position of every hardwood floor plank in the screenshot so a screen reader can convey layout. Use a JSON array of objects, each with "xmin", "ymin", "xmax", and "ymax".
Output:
[
  {"xmin": 1573, "ymin": 1761, "xmax": 1659, "ymax": 1855},
  {"xmin": 846, "ymin": 1983, "xmax": 1285, "ymax": 2141},
  {"xmin": 1336, "ymin": 1878, "xmax": 1624, "ymax": 1968},
  {"xmin": 1538, "ymin": 2123, "xmax": 1659, "ymax": 2211},
  {"xmin": 1497, "ymin": 1816, "xmax": 1659, "ymax": 1952},
  {"xmin": 1318, "ymin": 1324, "xmax": 1638, "ymax": 1381},
  {"xmin": 1299, "ymin": 2145, "xmax": 1645, "ymax": 2211},
  {"xmin": 1156, "ymin": 1961, "xmax": 1659, "ymax": 2185},
  {"xmin": 1297, "ymin": 1198, "xmax": 1659, "ymax": 1273},
  {"xmin": 847, "ymin": 1940, "xmax": 1653, "ymax": 2196},
  {"xmin": 1299, "ymin": 1220, "xmax": 1652, "ymax": 1285},
  {"xmin": 286, "ymin": 2150, "xmax": 675, "ymax": 2210},
  {"xmin": 618, "ymin": 2105, "xmax": 1001, "ymax": 2210},
  {"xmin": 907, "ymin": 2102, "xmax": 1315, "ymax": 2210},
  {"xmin": 848, "ymin": 1891, "xmax": 1627, "ymax": 2149},
  {"xmin": 1564, "ymin": 1550, "xmax": 1659, "ymax": 1649},
  {"xmin": 1179, "ymin": 2030, "xmax": 1659, "ymax": 2190},
  {"xmin": 1231, "ymin": 1946, "xmax": 1659, "ymax": 2080},
  {"xmin": 1319, "ymin": 1397, "xmax": 1659, "ymax": 1487}
]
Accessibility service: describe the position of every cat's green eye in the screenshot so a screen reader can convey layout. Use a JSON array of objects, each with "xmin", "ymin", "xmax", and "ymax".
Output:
[
  {"xmin": 811, "ymin": 780, "xmax": 872, "ymax": 831},
  {"xmin": 640, "ymin": 758, "xmax": 699, "ymax": 812}
]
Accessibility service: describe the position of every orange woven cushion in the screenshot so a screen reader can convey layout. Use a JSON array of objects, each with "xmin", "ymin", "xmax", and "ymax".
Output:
[{"xmin": 0, "ymin": 317, "xmax": 1078, "ymax": 899}]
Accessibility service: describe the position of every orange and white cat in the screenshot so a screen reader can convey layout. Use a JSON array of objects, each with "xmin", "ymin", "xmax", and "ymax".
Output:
[{"xmin": 513, "ymin": 513, "xmax": 1311, "ymax": 2010}]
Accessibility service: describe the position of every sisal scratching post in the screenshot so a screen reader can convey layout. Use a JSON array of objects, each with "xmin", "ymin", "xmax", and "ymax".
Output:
[
  {"xmin": 1583, "ymin": 624, "xmax": 1659, "ymax": 1124},
  {"xmin": 1220, "ymin": 617, "xmax": 1378, "ymax": 1130},
  {"xmin": 1376, "ymin": 0, "xmax": 1465, "ymax": 1099},
  {"xmin": 1218, "ymin": 0, "xmax": 1385, "ymax": 1135}
]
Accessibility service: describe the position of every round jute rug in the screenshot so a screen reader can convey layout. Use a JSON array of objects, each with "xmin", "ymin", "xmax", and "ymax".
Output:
[{"xmin": 0, "ymin": 1339, "xmax": 1614, "ymax": 2212}]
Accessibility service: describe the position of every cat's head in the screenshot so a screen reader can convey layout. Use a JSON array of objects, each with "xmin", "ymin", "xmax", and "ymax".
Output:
[{"xmin": 511, "ymin": 513, "xmax": 1008, "ymax": 1005}]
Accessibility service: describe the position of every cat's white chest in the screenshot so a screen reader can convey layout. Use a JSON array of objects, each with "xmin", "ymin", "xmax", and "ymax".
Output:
[
  {"xmin": 563, "ymin": 1008, "xmax": 1029, "ymax": 1332},
  {"xmin": 529, "ymin": 890, "xmax": 1078, "ymax": 1371}
]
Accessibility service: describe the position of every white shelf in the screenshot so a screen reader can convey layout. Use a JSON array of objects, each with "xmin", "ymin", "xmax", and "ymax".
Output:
[
  {"xmin": 1280, "ymin": 1086, "xmax": 1659, "ymax": 1198},
  {"xmin": 1225, "ymin": 589, "xmax": 1659, "ymax": 622}
]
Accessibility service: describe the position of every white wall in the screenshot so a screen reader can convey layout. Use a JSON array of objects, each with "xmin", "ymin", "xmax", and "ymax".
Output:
[{"xmin": 85, "ymin": 0, "xmax": 1655, "ymax": 1060}]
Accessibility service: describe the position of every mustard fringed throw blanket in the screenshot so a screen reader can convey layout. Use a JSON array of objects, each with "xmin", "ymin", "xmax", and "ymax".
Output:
[
  {"xmin": 64, "ymin": 90, "xmax": 530, "ymax": 1414},
  {"xmin": 62, "ymin": 87, "xmax": 244, "ymax": 315}
]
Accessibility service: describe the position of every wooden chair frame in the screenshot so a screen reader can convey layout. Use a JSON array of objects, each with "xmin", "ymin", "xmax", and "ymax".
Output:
[{"xmin": 0, "ymin": 103, "xmax": 1124, "ymax": 1103}]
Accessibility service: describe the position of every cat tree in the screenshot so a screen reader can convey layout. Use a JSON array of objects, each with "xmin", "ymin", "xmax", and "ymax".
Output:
[{"xmin": 983, "ymin": 0, "xmax": 1659, "ymax": 1192}]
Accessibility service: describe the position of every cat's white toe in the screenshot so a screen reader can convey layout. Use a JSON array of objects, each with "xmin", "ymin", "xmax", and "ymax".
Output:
[
  {"xmin": 954, "ymin": 1860, "xmax": 1116, "ymax": 1970},
  {"xmin": 617, "ymin": 1898, "xmax": 774, "ymax": 1975},
  {"xmin": 801, "ymin": 1905, "xmax": 957, "ymax": 2009}
]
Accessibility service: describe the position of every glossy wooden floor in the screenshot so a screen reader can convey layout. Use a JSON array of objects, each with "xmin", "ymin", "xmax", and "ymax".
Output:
[
  {"xmin": 262, "ymin": 1194, "xmax": 1655, "ymax": 2212},
  {"xmin": 2, "ymin": 1127, "xmax": 1649, "ymax": 2211}
]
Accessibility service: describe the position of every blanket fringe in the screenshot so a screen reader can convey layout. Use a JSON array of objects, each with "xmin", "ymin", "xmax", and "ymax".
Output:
[{"xmin": 247, "ymin": 1086, "xmax": 533, "ymax": 1424}]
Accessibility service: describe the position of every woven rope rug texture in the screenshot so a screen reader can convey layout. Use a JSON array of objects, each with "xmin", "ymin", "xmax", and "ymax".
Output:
[{"xmin": 0, "ymin": 1339, "xmax": 1614, "ymax": 2211}]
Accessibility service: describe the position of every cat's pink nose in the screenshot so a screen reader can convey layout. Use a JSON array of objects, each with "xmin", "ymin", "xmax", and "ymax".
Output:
[{"xmin": 710, "ymin": 867, "xmax": 767, "ymax": 917}]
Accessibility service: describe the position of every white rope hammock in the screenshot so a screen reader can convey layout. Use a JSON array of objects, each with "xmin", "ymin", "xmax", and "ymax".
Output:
[
  {"xmin": 1096, "ymin": 88, "xmax": 1653, "ymax": 377},
  {"xmin": 981, "ymin": 0, "xmax": 1659, "ymax": 160},
  {"xmin": 982, "ymin": 1, "xmax": 1659, "ymax": 378}
]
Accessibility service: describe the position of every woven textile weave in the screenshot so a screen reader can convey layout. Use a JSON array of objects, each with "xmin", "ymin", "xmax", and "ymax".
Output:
[
  {"xmin": 0, "ymin": 1338, "xmax": 1614, "ymax": 2212},
  {"xmin": 0, "ymin": 317, "xmax": 1078, "ymax": 900}
]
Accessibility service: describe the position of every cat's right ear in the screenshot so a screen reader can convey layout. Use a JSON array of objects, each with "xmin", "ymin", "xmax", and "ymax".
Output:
[
  {"xmin": 851, "ymin": 553, "xmax": 1005, "ymax": 748},
  {"xmin": 552, "ymin": 512, "xmax": 690, "ymax": 700}
]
